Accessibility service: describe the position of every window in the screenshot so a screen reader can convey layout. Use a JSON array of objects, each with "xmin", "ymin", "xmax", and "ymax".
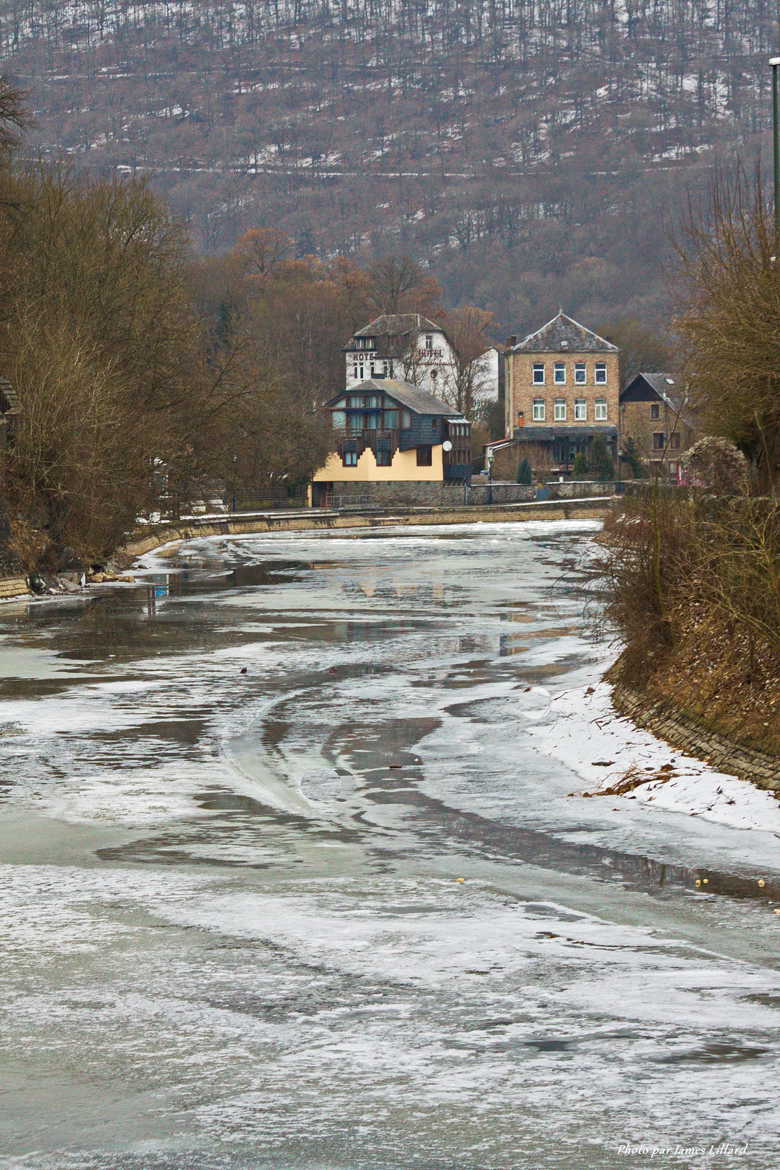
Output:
[
  {"xmin": 331, "ymin": 410, "xmax": 346, "ymax": 429},
  {"xmin": 363, "ymin": 395, "xmax": 378, "ymax": 408},
  {"xmin": 352, "ymin": 365, "xmax": 358, "ymax": 379},
  {"xmin": 532, "ymin": 398, "xmax": 545, "ymax": 421},
  {"xmin": 669, "ymin": 432, "xmax": 681, "ymax": 450},
  {"xmin": 375, "ymin": 439, "xmax": 392, "ymax": 466},
  {"xmin": 365, "ymin": 413, "xmax": 379, "ymax": 430},
  {"xmin": 425, "ymin": 334, "xmax": 433, "ymax": 351},
  {"xmin": 595, "ymin": 398, "xmax": 608, "ymax": 420},
  {"xmin": 343, "ymin": 449, "xmax": 359, "ymax": 466},
  {"xmin": 417, "ymin": 445, "xmax": 432, "ymax": 466},
  {"xmin": 575, "ymin": 363, "xmax": 586, "ymax": 384},
  {"xmin": 574, "ymin": 399, "xmax": 587, "ymax": 420},
  {"xmin": 370, "ymin": 363, "xmax": 376, "ymax": 378},
  {"xmin": 595, "ymin": 362, "xmax": 607, "ymax": 384},
  {"xmin": 401, "ymin": 411, "xmax": 411, "ymax": 429},
  {"xmin": 554, "ymin": 398, "xmax": 567, "ymax": 421},
  {"xmin": 533, "ymin": 363, "xmax": 545, "ymax": 385},
  {"xmin": 650, "ymin": 403, "xmax": 660, "ymax": 420},
  {"xmin": 349, "ymin": 414, "xmax": 363, "ymax": 432},
  {"xmin": 430, "ymin": 368, "xmax": 438, "ymax": 381},
  {"xmin": 384, "ymin": 410, "xmax": 399, "ymax": 428},
  {"xmin": 554, "ymin": 362, "xmax": 566, "ymax": 384},
  {"xmin": 653, "ymin": 432, "xmax": 665, "ymax": 450}
]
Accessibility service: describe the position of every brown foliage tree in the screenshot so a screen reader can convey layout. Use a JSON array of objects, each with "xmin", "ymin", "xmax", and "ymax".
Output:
[{"xmin": 0, "ymin": 167, "xmax": 217, "ymax": 566}]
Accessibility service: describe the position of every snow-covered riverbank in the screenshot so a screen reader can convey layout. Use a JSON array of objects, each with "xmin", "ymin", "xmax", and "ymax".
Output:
[{"xmin": 527, "ymin": 678, "xmax": 780, "ymax": 834}]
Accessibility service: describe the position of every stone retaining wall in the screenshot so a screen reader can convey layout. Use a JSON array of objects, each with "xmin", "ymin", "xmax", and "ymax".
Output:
[
  {"xmin": 327, "ymin": 482, "xmax": 469, "ymax": 508},
  {"xmin": 612, "ymin": 683, "xmax": 780, "ymax": 793}
]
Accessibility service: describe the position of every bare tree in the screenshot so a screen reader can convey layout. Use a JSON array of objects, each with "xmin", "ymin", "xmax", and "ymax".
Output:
[{"xmin": 675, "ymin": 168, "xmax": 780, "ymax": 491}]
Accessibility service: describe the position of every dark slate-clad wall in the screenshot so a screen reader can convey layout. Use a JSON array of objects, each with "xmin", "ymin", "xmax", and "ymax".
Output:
[{"xmin": 398, "ymin": 416, "xmax": 447, "ymax": 451}]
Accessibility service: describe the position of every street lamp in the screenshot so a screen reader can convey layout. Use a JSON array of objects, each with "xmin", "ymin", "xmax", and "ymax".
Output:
[{"xmin": 771, "ymin": 57, "xmax": 780, "ymax": 239}]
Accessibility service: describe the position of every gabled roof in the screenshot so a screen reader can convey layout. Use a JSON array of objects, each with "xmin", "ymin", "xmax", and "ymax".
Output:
[
  {"xmin": 510, "ymin": 311, "xmax": 618, "ymax": 354},
  {"xmin": 325, "ymin": 378, "xmax": 458, "ymax": 417},
  {"xmin": 622, "ymin": 372, "xmax": 695, "ymax": 425},
  {"xmin": 352, "ymin": 313, "xmax": 443, "ymax": 339}
]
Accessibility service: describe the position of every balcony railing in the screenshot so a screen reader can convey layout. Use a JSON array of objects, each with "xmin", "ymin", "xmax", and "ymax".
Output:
[{"xmin": 333, "ymin": 428, "xmax": 402, "ymax": 447}]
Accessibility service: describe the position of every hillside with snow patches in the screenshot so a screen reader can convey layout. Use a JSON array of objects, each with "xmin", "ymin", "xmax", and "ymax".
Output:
[{"xmin": 1, "ymin": 0, "xmax": 776, "ymax": 328}]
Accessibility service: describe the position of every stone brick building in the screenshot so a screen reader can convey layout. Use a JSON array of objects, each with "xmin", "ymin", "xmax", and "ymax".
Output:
[
  {"xmin": 496, "ymin": 312, "xmax": 620, "ymax": 476},
  {"xmin": 619, "ymin": 372, "xmax": 696, "ymax": 479}
]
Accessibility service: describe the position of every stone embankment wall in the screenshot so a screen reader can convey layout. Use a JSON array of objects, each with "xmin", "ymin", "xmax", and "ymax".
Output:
[
  {"xmin": 468, "ymin": 480, "xmax": 620, "ymax": 504},
  {"xmin": 327, "ymin": 482, "xmax": 470, "ymax": 508},
  {"xmin": 612, "ymin": 684, "xmax": 780, "ymax": 793},
  {"xmin": 328, "ymin": 480, "xmax": 622, "ymax": 508}
]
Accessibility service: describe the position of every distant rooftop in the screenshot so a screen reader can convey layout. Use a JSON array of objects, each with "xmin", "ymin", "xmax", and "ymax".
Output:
[
  {"xmin": 510, "ymin": 311, "xmax": 619, "ymax": 354},
  {"xmin": 351, "ymin": 314, "xmax": 443, "ymax": 339},
  {"xmin": 627, "ymin": 371, "xmax": 695, "ymax": 425}
]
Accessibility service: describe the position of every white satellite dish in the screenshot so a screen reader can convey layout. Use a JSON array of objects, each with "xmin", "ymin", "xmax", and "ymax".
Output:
[{"xmin": 442, "ymin": 440, "xmax": 453, "ymax": 452}]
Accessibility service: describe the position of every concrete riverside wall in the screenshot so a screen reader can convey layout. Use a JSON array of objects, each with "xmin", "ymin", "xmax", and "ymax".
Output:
[{"xmin": 612, "ymin": 683, "xmax": 780, "ymax": 793}]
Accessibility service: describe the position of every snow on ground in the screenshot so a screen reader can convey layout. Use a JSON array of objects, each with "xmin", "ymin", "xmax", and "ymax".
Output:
[{"xmin": 526, "ymin": 680, "xmax": 780, "ymax": 833}]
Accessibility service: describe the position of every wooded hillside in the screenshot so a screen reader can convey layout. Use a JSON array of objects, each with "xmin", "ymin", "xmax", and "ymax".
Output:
[{"xmin": 2, "ymin": 1, "xmax": 776, "ymax": 332}]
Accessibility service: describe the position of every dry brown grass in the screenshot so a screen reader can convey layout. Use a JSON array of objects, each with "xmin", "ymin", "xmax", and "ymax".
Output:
[{"xmin": 599, "ymin": 487, "xmax": 780, "ymax": 756}]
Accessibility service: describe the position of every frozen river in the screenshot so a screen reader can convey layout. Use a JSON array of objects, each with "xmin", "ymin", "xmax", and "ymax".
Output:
[{"xmin": 0, "ymin": 520, "xmax": 778, "ymax": 1170}]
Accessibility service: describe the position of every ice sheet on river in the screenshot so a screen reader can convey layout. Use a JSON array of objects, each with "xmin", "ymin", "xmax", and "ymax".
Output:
[{"xmin": 0, "ymin": 519, "xmax": 778, "ymax": 1170}]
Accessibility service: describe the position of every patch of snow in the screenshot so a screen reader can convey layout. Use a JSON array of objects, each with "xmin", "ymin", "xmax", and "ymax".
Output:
[{"xmin": 526, "ymin": 680, "xmax": 780, "ymax": 834}]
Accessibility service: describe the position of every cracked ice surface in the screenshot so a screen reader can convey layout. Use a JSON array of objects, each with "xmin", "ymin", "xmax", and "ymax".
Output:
[{"xmin": 0, "ymin": 520, "xmax": 778, "ymax": 1170}]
